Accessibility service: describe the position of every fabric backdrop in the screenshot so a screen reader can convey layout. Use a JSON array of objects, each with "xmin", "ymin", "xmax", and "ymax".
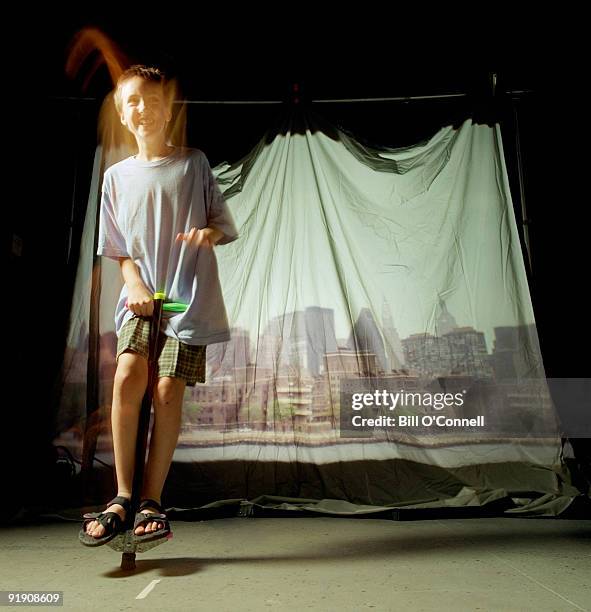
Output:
[{"xmin": 54, "ymin": 107, "xmax": 579, "ymax": 518}]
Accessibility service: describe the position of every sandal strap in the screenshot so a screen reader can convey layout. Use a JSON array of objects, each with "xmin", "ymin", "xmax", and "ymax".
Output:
[
  {"xmin": 82, "ymin": 511, "xmax": 102, "ymax": 519},
  {"xmin": 82, "ymin": 509, "xmax": 123, "ymax": 531},
  {"xmin": 133, "ymin": 511, "xmax": 169, "ymax": 530},
  {"xmin": 96, "ymin": 512, "xmax": 122, "ymax": 530},
  {"xmin": 82, "ymin": 497, "xmax": 130, "ymax": 524},
  {"xmin": 134, "ymin": 511, "xmax": 167, "ymax": 523},
  {"xmin": 139, "ymin": 498, "xmax": 165, "ymax": 514},
  {"xmin": 137, "ymin": 512, "xmax": 167, "ymax": 520},
  {"xmin": 108, "ymin": 496, "xmax": 131, "ymax": 511}
]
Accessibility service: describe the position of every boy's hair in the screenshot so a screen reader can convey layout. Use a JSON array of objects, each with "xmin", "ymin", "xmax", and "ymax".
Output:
[{"xmin": 113, "ymin": 65, "xmax": 173, "ymax": 114}]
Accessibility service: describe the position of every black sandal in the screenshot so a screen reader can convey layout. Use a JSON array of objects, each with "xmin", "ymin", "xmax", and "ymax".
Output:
[
  {"xmin": 78, "ymin": 496, "xmax": 131, "ymax": 547},
  {"xmin": 133, "ymin": 498, "xmax": 171, "ymax": 544}
]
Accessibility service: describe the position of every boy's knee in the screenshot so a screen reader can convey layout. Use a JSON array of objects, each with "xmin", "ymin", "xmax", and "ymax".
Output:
[
  {"xmin": 114, "ymin": 350, "xmax": 148, "ymax": 386},
  {"xmin": 154, "ymin": 377, "xmax": 186, "ymax": 407}
]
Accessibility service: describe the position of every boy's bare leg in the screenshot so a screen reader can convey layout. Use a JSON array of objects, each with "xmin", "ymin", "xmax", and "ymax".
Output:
[
  {"xmin": 134, "ymin": 376, "xmax": 186, "ymax": 535},
  {"xmin": 85, "ymin": 352, "xmax": 148, "ymax": 537}
]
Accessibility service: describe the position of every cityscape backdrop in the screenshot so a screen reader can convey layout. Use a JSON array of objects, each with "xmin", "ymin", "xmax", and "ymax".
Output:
[{"xmin": 54, "ymin": 111, "xmax": 561, "ymax": 467}]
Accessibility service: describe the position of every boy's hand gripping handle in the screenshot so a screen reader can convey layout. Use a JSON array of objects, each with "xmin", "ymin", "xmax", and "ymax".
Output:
[{"xmin": 125, "ymin": 295, "xmax": 189, "ymax": 313}]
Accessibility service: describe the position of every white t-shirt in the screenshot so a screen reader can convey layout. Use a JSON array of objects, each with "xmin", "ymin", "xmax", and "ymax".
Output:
[{"xmin": 97, "ymin": 146, "xmax": 239, "ymax": 345}]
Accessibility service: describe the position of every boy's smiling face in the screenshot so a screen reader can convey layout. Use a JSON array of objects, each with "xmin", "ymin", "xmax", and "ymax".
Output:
[{"xmin": 119, "ymin": 76, "xmax": 172, "ymax": 143}]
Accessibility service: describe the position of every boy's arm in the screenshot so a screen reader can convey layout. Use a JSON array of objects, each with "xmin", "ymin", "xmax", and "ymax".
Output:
[
  {"xmin": 97, "ymin": 172, "xmax": 130, "ymax": 259},
  {"xmin": 176, "ymin": 226, "xmax": 224, "ymax": 248},
  {"xmin": 176, "ymin": 154, "xmax": 239, "ymax": 249},
  {"xmin": 204, "ymin": 226, "xmax": 225, "ymax": 245},
  {"xmin": 119, "ymin": 257, "xmax": 145, "ymax": 287},
  {"xmin": 119, "ymin": 257, "xmax": 154, "ymax": 316}
]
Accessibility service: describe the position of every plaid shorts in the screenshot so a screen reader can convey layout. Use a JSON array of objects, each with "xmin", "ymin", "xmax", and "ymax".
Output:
[{"xmin": 116, "ymin": 316, "xmax": 206, "ymax": 386}]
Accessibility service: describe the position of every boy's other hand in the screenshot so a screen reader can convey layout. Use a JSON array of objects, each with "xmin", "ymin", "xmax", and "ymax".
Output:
[
  {"xmin": 127, "ymin": 284, "xmax": 154, "ymax": 317},
  {"xmin": 176, "ymin": 226, "xmax": 222, "ymax": 249}
]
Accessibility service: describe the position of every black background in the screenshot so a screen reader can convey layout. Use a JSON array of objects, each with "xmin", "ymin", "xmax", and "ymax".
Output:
[{"xmin": 5, "ymin": 14, "xmax": 588, "ymax": 512}]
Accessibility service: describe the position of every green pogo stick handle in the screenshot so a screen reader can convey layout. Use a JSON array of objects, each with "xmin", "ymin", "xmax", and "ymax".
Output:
[
  {"xmin": 154, "ymin": 293, "xmax": 189, "ymax": 313},
  {"xmin": 125, "ymin": 292, "xmax": 188, "ymax": 313},
  {"xmin": 162, "ymin": 302, "xmax": 188, "ymax": 312}
]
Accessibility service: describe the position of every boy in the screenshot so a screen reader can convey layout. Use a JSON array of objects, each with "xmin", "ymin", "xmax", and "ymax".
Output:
[{"xmin": 80, "ymin": 65, "xmax": 239, "ymax": 546}]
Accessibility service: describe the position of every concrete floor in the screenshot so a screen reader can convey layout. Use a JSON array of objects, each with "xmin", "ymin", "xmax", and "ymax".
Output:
[{"xmin": 0, "ymin": 516, "xmax": 589, "ymax": 611}]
